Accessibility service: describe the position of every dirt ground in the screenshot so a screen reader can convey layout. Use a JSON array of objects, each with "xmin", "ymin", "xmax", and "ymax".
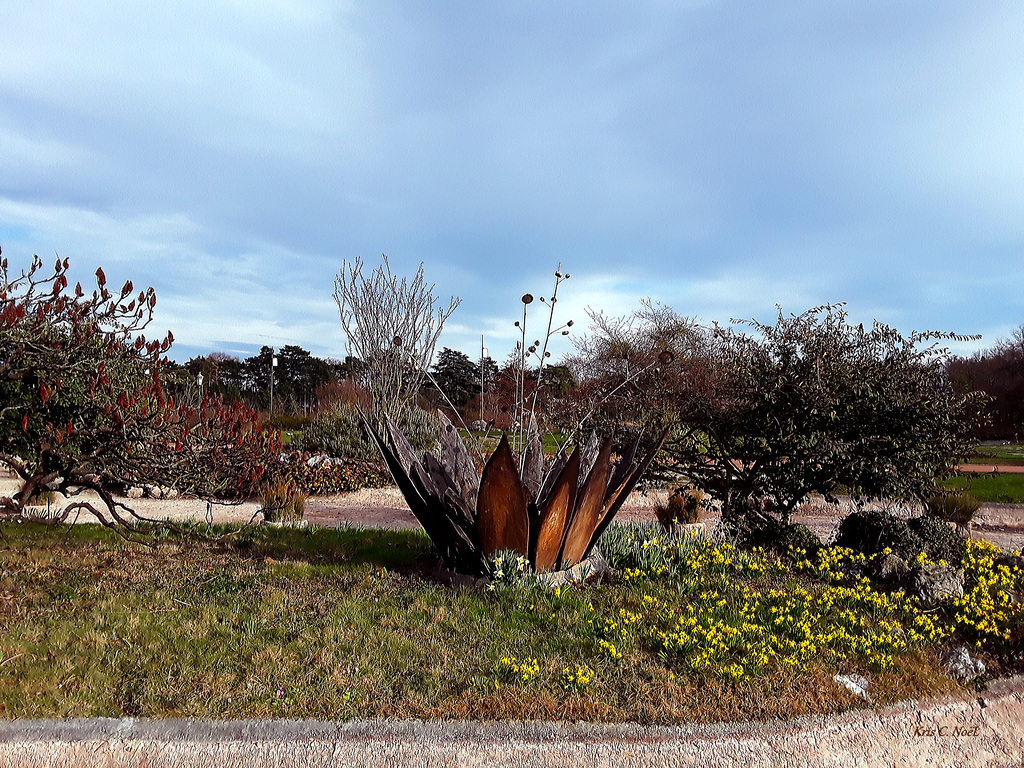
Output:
[{"xmin": 3, "ymin": 470, "xmax": 1022, "ymax": 553}]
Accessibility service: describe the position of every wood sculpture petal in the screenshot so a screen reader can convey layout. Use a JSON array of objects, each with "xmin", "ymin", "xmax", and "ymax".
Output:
[
  {"xmin": 537, "ymin": 450, "xmax": 568, "ymax": 504},
  {"xmin": 533, "ymin": 449, "xmax": 580, "ymax": 572},
  {"xmin": 559, "ymin": 437, "xmax": 612, "ymax": 568},
  {"xmin": 386, "ymin": 416, "xmax": 421, "ymax": 477},
  {"xmin": 585, "ymin": 428, "xmax": 670, "ymax": 557},
  {"xmin": 476, "ymin": 434, "xmax": 530, "ymax": 557},
  {"xmin": 522, "ymin": 427, "xmax": 544, "ymax": 502},
  {"xmin": 577, "ymin": 430, "xmax": 600, "ymax": 491},
  {"xmin": 361, "ymin": 415, "xmax": 447, "ymax": 556},
  {"xmin": 438, "ymin": 414, "xmax": 479, "ymax": 510}
]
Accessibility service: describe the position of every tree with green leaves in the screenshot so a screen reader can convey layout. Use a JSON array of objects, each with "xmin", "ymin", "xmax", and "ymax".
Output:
[
  {"xmin": 428, "ymin": 347, "xmax": 479, "ymax": 411},
  {"xmin": 571, "ymin": 302, "xmax": 988, "ymax": 532}
]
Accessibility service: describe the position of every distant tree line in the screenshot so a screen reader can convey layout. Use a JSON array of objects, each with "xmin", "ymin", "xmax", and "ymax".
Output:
[
  {"xmin": 946, "ymin": 326, "xmax": 1024, "ymax": 440},
  {"xmin": 174, "ymin": 343, "xmax": 575, "ymax": 428}
]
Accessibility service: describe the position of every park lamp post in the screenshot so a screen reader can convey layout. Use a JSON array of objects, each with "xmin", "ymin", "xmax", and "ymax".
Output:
[
  {"xmin": 480, "ymin": 334, "xmax": 489, "ymax": 425},
  {"xmin": 270, "ymin": 351, "xmax": 278, "ymax": 416}
]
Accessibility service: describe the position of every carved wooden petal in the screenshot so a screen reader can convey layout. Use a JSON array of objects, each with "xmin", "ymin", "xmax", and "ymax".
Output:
[
  {"xmin": 438, "ymin": 414, "xmax": 479, "ymax": 510},
  {"xmin": 537, "ymin": 450, "xmax": 568, "ymax": 504},
  {"xmin": 577, "ymin": 430, "xmax": 600, "ymax": 492},
  {"xmin": 533, "ymin": 449, "xmax": 580, "ymax": 572},
  {"xmin": 522, "ymin": 428, "xmax": 544, "ymax": 502},
  {"xmin": 386, "ymin": 417, "xmax": 421, "ymax": 477},
  {"xmin": 560, "ymin": 437, "xmax": 612, "ymax": 568},
  {"xmin": 361, "ymin": 415, "xmax": 443, "ymax": 551},
  {"xmin": 476, "ymin": 434, "xmax": 529, "ymax": 557},
  {"xmin": 586, "ymin": 428, "xmax": 670, "ymax": 557}
]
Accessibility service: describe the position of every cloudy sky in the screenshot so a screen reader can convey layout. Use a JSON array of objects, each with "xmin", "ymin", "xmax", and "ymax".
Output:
[{"xmin": 2, "ymin": 2, "xmax": 1022, "ymax": 364}]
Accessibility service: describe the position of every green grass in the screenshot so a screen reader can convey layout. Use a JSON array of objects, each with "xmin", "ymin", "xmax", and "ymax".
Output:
[
  {"xmin": 1, "ymin": 522, "xmax": 1020, "ymax": 723},
  {"xmin": 963, "ymin": 444, "xmax": 1024, "ymax": 466},
  {"xmin": 462, "ymin": 430, "xmax": 567, "ymax": 456},
  {"xmin": 944, "ymin": 472, "xmax": 1024, "ymax": 504}
]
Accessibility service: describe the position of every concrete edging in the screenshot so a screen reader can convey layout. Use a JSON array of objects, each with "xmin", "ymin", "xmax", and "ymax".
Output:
[{"xmin": 1, "ymin": 676, "xmax": 1022, "ymax": 767}]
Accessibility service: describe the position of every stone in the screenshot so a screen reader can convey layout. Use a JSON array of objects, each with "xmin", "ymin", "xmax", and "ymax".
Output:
[
  {"xmin": 125, "ymin": 487, "xmax": 144, "ymax": 499},
  {"xmin": 871, "ymin": 552, "xmax": 910, "ymax": 583},
  {"xmin": 941, "ymin": 645, "xmax": 985, "ymax": 682},
  {"xmin": 537, "ymin": 549, "xmax": 616, "ymax": 588},
  {"xmin": 833, "ymin": 673, "xmax": 872, "ymax": 701},
  {"xmin": 906, "ymin": 564, "xmax": 964, "ymax": 607}
]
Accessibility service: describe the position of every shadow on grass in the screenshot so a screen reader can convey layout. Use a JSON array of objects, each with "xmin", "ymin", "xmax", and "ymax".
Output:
[{"xmin": 0, "ymin": 520, "xmax": 441, "ymax": 575}]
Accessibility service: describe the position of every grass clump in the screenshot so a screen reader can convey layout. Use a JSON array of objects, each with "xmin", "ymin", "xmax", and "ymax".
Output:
[{"xmin": 259, "ymin": 481, "xmax": 306, "ymax": 523}]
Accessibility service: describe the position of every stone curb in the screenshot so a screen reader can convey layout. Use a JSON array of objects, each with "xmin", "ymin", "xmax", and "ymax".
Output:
[{"xmin": 1, "ymin": 676, "xmax": 1022, "ymax": 767}]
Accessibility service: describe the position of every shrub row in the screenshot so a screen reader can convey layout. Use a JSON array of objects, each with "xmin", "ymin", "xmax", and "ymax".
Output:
[{"xmin": 271, "ymin": 452, "xmax": 392, "ymax": 496}]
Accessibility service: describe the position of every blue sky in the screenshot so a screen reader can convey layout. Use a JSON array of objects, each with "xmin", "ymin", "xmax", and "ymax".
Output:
[{"xmin": 2, "ymin": 2, "xmax": 1022, "ymax": 365}]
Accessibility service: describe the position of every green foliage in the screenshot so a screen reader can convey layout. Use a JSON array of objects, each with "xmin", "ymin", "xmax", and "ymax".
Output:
[
  {"xmin": 299, "ymin": 404, "xmax": 376, "ymax": 459},
  {"xmin": 906, "ymin": 515, "xmax": 967, "ymax": 566},
  {"xmin": 833, "ymin": 509, "xmax": 921, "ymax": 560},
  {"xmin": 266, "ymin": 413, "xmax": 315, "ymax": 432},
  {"xmin": 725, "ymin": 510, "xmax": 823, "ymax": 559},
  {"xmin": 428, "ymin": 347, "xmax": 479, "ymax": 409},
  {"xmin": 273, "ymin": 452, "xmax": 391, "ymax": 496},
  {"xmin": 834, "ymin": 509, "xmax": 967, "ymax": 565},
  {"xmin": 576, "ymin": 303, "xmax": 987, "ymax": 531},
  {"xmin": 300, "ymin": 403, "xmax": 441, "ymax": 460}
]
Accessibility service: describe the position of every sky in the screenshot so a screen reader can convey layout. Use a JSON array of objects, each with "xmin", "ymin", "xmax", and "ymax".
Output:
[{"xmin": 2, "ymin": 1, "xmax": 1022, "ymax": 366}]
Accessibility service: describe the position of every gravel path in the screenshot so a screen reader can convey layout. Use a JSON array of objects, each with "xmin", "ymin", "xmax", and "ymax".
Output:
[{"xmin": 3, "ymin": 473, "xmax": 1022, "ymax": 552}]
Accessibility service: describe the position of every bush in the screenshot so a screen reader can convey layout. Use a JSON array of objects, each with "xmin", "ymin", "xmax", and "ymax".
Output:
[
  {"xmin": 726, "ymin": 512, "xmax": 822, "ymax": 558},
  {"xmin": 299, "ymin": 404, "xmax": 375, "ymax": 459},
  {"xmin": 266, "ymin": 413, "xmax": 315, "ymax": 432},
  {"xmin": 299, "ymin": 403, "xmax": 441, "ymax": 459},
  {"xmin": 834, "ymin": 508, "xmax": 966, "ymax": 564},
  {"xmin": 907, "ymin": 514, "xmax": 967, "ymax": 565},
  {"xmin": 273, "ymin": 452, "xmax": 392, "ymax": 496},
  {"xmin": 924, "ymin": 493, "xmax": 981, "ymax": 529},
  {"xmin": 834, "ymin": 509, "xmax": 921, "ymax": 560}
]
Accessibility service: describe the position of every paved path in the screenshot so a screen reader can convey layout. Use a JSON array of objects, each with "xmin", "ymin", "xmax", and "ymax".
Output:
[{"xmin": 1, "ymin": 676, "xmax": 1023, "ymax": 767}]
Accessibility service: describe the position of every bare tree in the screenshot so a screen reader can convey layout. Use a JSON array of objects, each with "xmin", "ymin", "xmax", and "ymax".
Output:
[{"xmin": 333, "ymin": 255, "xmax": 459, "ymax": 421}]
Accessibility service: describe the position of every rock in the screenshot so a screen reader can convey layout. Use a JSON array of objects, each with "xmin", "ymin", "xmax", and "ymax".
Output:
[
  {"xmin": 162, "ymin": 487, "xmax": 179, "ymax": 499},
  {"xmin": 125, "ymin": 487, "xmax": 144, "ymax": 499},
  {"xmin": 537, "ymin": 549, "xmax": 616, "ymax": 588},
  {"xmin": 906, "ymin": 564, "xmax": 964, "ymax": 607},
  {"xmin": 143, "ymin": 484, "xmax": 159, "ymax": 498},
  {"xmin": 941, "ymin": 646, "xmax": 985, "ymax": 682},
  {"xmin": 833, "ymin": 673, "xmax": 872, "ymax": 701},
  {"xmin": 871, "ymin": 552, "xmax": 910, "ymax": 583},
  {"xmin": 307, "ymin": 454, "xmax": 344, "ymax": 467}
]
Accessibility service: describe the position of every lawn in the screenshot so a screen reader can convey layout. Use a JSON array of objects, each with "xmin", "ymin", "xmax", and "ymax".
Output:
[
  {"xmin": 944, "ymin": 472, "xmax": 1024, "ymax": 504},
  {"xmin": 963, "ymin": 444, "xmax": 1024, "ymax": 467},
  {"xmin": 1, "ymin": 522, "xmax": 1020, "ymax": 723}
]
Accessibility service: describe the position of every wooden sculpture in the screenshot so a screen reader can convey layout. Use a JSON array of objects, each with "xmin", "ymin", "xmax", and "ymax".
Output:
[{"xmin": 362, "ymin": 412, "xmax": 668, "ymax": 575}]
